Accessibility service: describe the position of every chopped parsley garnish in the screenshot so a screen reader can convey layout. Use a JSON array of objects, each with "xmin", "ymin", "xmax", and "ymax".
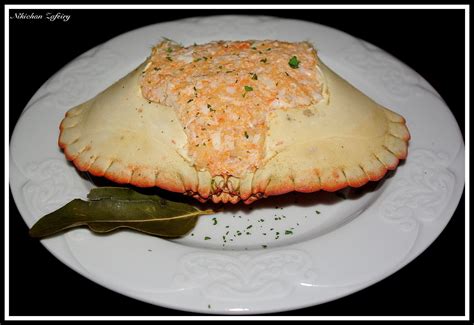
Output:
[
  {"xmin": 162, "ymin": 36, "xmax": 180, "ymax": 45},
  {"xmin": 194, "ymin": 58, "xmax": 202, "ymax": 62},
  {"xmin": 315, "ymin": 210, "xmax": 321, "ymax": 214},
  {"xmin": 251, "ymin": 73, "xmax": 258, "ymax": 80},
  {"xmin": 251, "ymin": 46, "xmax": 257, "ymax": 50},
  {"xmin": 242, "ymin": 85, "xmax": 254, "ymax": 98},
  {"xmin": 187, "ymin": 99, "xmax": 194, "ymax": 103},
  {"xmin": 166, "ymin": 47, "xmax": 173, "ymax": 53},
  {"xmin": 244, "ymin": 131, "xmax": 249, "ymax": 138},
  {"xmin": 166, "ymin": 56, "xmax": 173, "ymax": 61},
  {"xmin": 288, "ymin": 56, "xmax": 300, "ymax": 69},
  {"xmin": 246, "ymin": 225, "xmax": 253, "ymax": 229},
  {"xmin": 153, "ymin": 67, "xmax": 161, "ymax": 71},
  {"xmin": 204, "ymin": 236, "xmax": 211, "ymax": 240},
  {"xmin": 285, "ymin": 230, "xmax": 293, "ymax": 235},
  {"xmin": 262, "ymin": 245, "xmax": 268, "ymax": 249},
  {"xmin": 260, "ymin": 58, "xmax": 268, "ymax": 64},
  {"xmin": 212, "ymin": 217, "xmax": 217, "ymax": 225}
]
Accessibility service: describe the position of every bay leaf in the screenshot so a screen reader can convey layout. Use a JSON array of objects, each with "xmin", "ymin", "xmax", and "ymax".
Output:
[
  {"xmin": 29, "ymin": 187, "xmax": 214, "ymax": 238},
  {"xmin": 87, "ymin": 187, "xmax": 199, "ymax": 213}
]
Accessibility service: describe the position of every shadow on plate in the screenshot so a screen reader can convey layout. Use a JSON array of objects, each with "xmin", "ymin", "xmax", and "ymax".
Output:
[{"xmin": 81, "ymin": 166, "xmax": 398, "ymax": 215}]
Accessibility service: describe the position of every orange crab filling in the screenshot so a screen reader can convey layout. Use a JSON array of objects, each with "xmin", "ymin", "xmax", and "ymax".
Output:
[{"xmin": 141, "ymin": 40, "xmax": 322, "ymax": 177}]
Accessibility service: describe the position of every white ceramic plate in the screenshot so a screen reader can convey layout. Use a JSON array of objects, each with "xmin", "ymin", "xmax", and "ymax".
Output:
[{"xmin": 9, "ymin": 15, "xmax": 464, "ymax": 315}]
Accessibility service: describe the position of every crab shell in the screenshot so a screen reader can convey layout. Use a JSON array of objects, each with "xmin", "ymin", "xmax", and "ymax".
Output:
[{"xmin": 59, "ymin": 57, "xmax": 410, "ymax": 204}]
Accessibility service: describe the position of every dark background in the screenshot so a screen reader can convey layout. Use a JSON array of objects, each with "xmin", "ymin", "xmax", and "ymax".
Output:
[{"xmin": 8, "ymin": 8, "xmax": 466, "ymax": 317}]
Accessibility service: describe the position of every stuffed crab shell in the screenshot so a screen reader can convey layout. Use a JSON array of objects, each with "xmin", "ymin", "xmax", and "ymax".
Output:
[{"xmin": 59, "ymin": 40, "xmax": 410, "ymax": 204}]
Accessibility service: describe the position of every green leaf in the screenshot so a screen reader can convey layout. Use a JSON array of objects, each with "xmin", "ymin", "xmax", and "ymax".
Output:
[
  {"xmin": 29, "ymin": 187, "xmax": 214, "ymax": 238},
  {"xmin": 288, "ymin": 56, "xmax": 300, "ymax": 69},
  {"xmin": 244, "ymin": 85, "xmax": 253, "ymax": 92},
  {"xmin": 162, "ymin": 37, "xmax": 182, "ymax": 46}
]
